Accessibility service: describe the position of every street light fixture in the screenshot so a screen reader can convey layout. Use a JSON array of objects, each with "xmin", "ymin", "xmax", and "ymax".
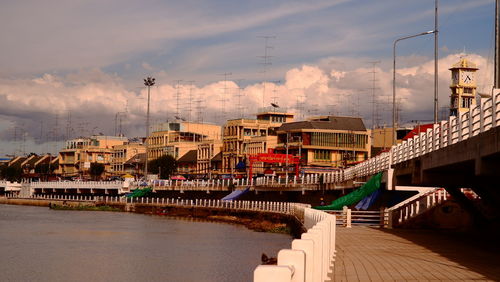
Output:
[
  {"xmin": 144, "ymin": 76, "xmax": 156, "ymax": 179},
  {"xmin": 392, "ymin": 30, "xmax": 435, "ymax": 145}
]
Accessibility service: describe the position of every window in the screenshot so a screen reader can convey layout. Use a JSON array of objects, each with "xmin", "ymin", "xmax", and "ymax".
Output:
[
  {"xmin": 314, "ymin": 150, "xmax": 330, "ymax": 160},
  {"xmin": 463, "ymin": 88, "xmax": 473, "ymax": 94}
]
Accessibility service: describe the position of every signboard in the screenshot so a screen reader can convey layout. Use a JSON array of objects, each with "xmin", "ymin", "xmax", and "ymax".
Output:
[
  {"xmin": 83, "ymin": 162, "xmax": 91, "ymax": 169},
  {"xmin": 249, "ymin": 153, "xmax": 299, "ymax": 164}
]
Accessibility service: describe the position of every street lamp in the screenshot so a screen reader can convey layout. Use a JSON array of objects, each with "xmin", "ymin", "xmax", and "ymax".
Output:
[
  {"xmin": 144, "ymin": 76, "xmax": 156, "ymax": 179},
  {"xmin": 392, "ymin": 30, "xmax": 435, "ymax": 145}
]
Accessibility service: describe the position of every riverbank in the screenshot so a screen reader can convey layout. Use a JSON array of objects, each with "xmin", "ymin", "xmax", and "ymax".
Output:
[{"xmin": 0, "ymin": 197, "xmax": 305, "ymax": 236}]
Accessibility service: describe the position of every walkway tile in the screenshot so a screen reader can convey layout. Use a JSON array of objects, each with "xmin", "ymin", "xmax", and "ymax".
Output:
[{"xmin": 329, "ymin": 227, "xmax": 500, "ymax": 281}]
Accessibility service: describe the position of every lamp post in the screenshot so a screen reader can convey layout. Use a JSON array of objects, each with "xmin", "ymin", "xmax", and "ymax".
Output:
[
  {"xmin": 392, "ymin": 30, "xmax": 435, "ymax": 145},
  {"xmin": 144, "ymin": 76, "xmax": 156, "ymax": 179}
]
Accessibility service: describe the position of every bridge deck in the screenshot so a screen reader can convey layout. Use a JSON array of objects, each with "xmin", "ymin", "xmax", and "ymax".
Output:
[{"xmin": 330, "ymin": 227, "xmax": 500, "ymax": 281}]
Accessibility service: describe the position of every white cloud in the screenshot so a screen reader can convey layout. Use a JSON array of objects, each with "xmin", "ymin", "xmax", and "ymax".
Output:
[{"xmin": 0, "ymin": 52, "xmax": 493, "ymax": 155}]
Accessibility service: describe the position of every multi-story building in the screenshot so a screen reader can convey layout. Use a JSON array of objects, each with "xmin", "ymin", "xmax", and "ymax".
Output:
[
  {"xmin": 58, "ymin": 136, "xmax": 128, "ymax": 178},
  {"xmin": 275, "ymin": 116, "xmax": 371, "ymax": 169},
  {"xmin": 110, "ymin": 141, "xmax": 145, "ymax": 176},
  {"xmin": 147, "ymin": 121, "xmax": 221, "ymax": 161},
  {"xmin": 197, "ymin": 139, "xmax": 222, "ymax": 175},
  {"xmin": 222, "ymin": 108, "xmax": 294, "ymax": 173}
]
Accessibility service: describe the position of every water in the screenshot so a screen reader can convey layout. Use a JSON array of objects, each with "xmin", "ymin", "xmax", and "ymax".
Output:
[{"xmin": 0, "ymin": 204, "xmax": 291, "ymax": 282}]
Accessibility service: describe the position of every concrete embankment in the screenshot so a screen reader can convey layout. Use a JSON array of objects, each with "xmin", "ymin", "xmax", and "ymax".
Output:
[{"xmin": 0, "ymin": 197, "xmax": 305, "ymax": 236}]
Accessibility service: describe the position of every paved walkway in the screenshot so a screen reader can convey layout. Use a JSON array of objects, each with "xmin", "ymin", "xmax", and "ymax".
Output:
[{"xmin": 330, "ymin": 227, "xmax": 500, "ymax": 281}]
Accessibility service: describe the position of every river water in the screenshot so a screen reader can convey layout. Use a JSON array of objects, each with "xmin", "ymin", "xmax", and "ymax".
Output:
[{"xmin": 0, "ymin": 204, "xmax": 291, "ymax": 282}]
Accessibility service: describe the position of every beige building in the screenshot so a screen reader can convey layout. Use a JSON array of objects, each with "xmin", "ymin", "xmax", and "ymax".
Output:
[
  {"xmin": 197, "ymin": 139, "xmax": 222, "ymax": 175},
  {"xmin": 58, "ymin": 136, "xmax": 128, "ymax": 177},
  {"xmin": 222, "ymin": 108, "xmax": 294, "ymax": 173},
  {"xmin": 147, "ymin": 121, "xmax": 221, "ymax": 161},
  {"xmin": 110, "ymin": 142, "xmax": 145, "ymax": 176},
  {"xmin": 275, "ymin": 116, "xmax": 371, "ymax": 169}
]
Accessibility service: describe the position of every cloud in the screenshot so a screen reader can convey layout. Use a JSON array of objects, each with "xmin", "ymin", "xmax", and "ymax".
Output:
[{"xmin": 0, "ymin": 52, "xmax": 493, "ymax": 156}]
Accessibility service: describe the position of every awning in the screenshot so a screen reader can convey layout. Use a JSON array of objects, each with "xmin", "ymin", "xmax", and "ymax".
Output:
[{"xmin": 221, "ymin": 187, "xmax": 250, "ymax": 201}]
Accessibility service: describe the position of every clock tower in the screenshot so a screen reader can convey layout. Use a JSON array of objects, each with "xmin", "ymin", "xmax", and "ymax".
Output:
[{"xmin": 449, "ymin": 58, "xmax": 478, "ymax": 116}]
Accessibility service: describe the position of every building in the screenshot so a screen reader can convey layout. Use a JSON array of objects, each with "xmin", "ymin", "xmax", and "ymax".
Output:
[
  {"xmin": 275, "ymin": 116, "xmax": 371, "ymax": 169},
  {"xmin": 197, "ymin": 139, "xmax": 222, "ymax": 176},
  {"xmin": 58, "ymin": 136, "xmax": 128, "ymax": 178},
  {"xmin": 147, "ymin": 121, "xmax": 221, "ymax": 161},
  {"xmin": 177, "ymin": 149, "xmax": 197, "ymax": 175},
  {"xmin": 222, "ymin": 108, "xmax": 294, "ymax": 174},
  {"xmin": 110, "ymin": 141, "xmax": 145, "ymax": 176},
  {"xmin": 449, "ymin": 58, "xmax": 478, "ymax": 116}
]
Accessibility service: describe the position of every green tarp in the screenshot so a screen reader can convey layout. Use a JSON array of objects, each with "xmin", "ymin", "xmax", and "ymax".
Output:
[
  {"xmin": 126, "ymin": 187, "xmax": 152, "ymax": 198},
  {"xmin": 314, "ymin": 172, "xmax": 383, "ymax": 210}
]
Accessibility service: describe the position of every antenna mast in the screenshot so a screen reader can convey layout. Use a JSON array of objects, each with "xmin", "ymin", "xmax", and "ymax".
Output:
[
  {"xmin": 173, "ymin": 80, "xmax": 183, "ymax": 120},
  {"xmin": 235, "ymin": 79, "xmax": 245, "ymax": 118},
  {"xmin": 368, "ymin": 61, "xmax": 381, "ymax": 128},
  {"xmin": 219, "ymin": 72, "xmax": 232, "ymax": 123},
  {"xmin": 186, "ymin": 81, "xmax": 195, "ymax": 122},
  {"xmin": 258, "ymin": 36, "xmax": 276, "ymax": 108}
]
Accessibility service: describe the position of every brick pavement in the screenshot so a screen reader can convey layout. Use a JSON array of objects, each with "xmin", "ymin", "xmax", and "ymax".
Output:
[{"xmin": 329, "ymin": 226, "xmax": 500, "ymax": 281}]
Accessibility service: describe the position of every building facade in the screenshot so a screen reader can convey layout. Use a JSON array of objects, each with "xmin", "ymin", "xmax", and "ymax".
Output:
[
  {"xmin": 197, "ymin": 139, "xmax": 222, "ymax": 175},
  {"xmin": 147, "ymin": 121, "xmax": 221, "ymax": 161},
  {"xmin": 110, "ymin": 142, "xmax": 145, "ymax": 176},
  {"xmin": 222, "ymin": 108, "xmax": 294, "ymax": 173},
  {"xmin": 275, "ymin": 116, "xmax": 371, "ymax": 168},
  {"xmin": 58, "ymin": 136, "xmax": 128, "ymax": 178}
]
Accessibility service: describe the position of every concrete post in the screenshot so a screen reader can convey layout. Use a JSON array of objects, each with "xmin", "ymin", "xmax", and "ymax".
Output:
[{"xmin": 301, "ymin": 231, "xmax": 322, "ymax": 282}]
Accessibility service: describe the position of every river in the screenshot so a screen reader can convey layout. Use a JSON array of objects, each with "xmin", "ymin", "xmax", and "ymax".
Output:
[{"xmin": 0, "ymin": 204, "xmax": 292, "ymax": 282}]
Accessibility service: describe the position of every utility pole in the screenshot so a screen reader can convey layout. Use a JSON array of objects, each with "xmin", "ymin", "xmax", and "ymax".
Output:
[
  {"xmin": 495, "ymin": 0, "xmax": 500, "ymax": 89},
  {"xmin": 144, "ymin": 76, "xmax": 156, "ymax": 179},
  {"xmin": 434, "ymin": 0, "xmax": 439, "ymax": 123}
]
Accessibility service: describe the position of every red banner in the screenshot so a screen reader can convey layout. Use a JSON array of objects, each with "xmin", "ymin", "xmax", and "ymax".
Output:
[{"xmin": 249, "ymin": 153, "xmax": 299, "ymax": 164}]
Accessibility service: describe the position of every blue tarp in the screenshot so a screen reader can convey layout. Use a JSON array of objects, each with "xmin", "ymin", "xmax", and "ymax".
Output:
[
  {"xmin": 355, "ymin": 189, "xmax": 381, "ymax": 210},
  {"xmin": 235, "ymin": 161, "xmax": 246, "ymax": 169},
  {"xmin": 221, "ymin": 187, "xmax": 250, "ymax": 201}
]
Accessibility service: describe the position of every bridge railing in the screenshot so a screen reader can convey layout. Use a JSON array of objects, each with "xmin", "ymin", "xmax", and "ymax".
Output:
[
  {"xmin": 254, "ymin": 208, "xmax": 336, "ymax": 282},
  {"xmin": 339, "ymin": 90, "xmax": 500, "ymax": 182},
  {"xmin": 385, "ymin": 188, "xmax": 449, "ymax": 228}
]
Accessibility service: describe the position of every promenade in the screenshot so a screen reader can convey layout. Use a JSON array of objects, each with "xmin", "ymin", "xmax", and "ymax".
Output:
[{"xmin": 331, "ymin": 227, "xmax": 500, "ymax": 281}]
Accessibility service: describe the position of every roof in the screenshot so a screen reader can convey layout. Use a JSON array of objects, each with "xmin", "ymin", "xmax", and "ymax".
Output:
[
  {"xmin": 124, "ymin": 153, "xmax": 146, "ymax": 165},
  {"xmin": 449, "ymin": 58, "xmax": 478, "ymax": 70},
  {"xmin": 211, "ymin": 151, "xmax": 222, "ymax": 162},
  {"xmin": 27, "ymin": 156, "xmax": 43, "ymax": 166},
  {"xmin": 402, "ymin": 124, "xmax": 435, "ymax": 140},
  {"xmin": 278, "ymin": 116, "xmax": 366, "ymax": 132},
  {"xmin": 177, "ymin": 150, "xmax": 197, "ymax": 163}
]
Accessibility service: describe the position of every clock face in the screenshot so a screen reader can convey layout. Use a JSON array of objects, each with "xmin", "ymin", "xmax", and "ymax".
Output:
[{"xmin": 460, "ymin": 71, "xmax": 474, "ymax": 84}]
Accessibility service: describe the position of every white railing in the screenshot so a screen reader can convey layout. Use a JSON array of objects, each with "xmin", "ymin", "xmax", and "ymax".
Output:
[
  {"xmin": 254, "ymin": 208, "xmax": 336, "ymax": 282},
  {"xmin": 31, "ymin": 181, "xmax": 122, "ymax": 189},
  {"xmin": 385, "ymin": 188, "xmax": 449, "ymax": 227},
  {"xmin": 339, "ymin": 90, "xmax": 500, "ymax": 182},
  {"xmin": 6, "ymin": 193, "xmax": 310, "ymax": 215}
]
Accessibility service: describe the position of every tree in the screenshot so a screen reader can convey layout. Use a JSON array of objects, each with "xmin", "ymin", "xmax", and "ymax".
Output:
[
  {"xmin": 148, "ymin": 155, "xmax": 177, "ymax": 179},
  {"xmin": 0, "ymin": 165, "xmax": 23, "ymax": 182},
  {"xmin": 89, "ymin": 162, "xmax": 105, "ymax": 180}
]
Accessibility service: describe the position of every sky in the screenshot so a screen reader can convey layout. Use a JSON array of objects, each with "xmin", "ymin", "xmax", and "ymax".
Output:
[{"xmin": 0, "ymin": 0, "xmax": 496, "ymax": 156}]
